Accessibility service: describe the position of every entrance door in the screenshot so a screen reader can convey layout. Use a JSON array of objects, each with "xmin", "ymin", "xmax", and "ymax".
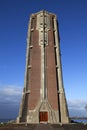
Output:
[{"xmin": 39, "ymin": 112, "xmax": 48, "ymax": 122}]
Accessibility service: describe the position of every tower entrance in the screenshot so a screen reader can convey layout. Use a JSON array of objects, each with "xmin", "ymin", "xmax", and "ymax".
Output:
[{"xmin": 39, "ymin": 111, "xmax": 48, "ymax": 122}]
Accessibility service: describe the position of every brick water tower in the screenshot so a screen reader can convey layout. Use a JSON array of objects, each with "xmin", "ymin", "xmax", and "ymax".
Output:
[{"xmin": 17, "ymin": 10, "xmax": 69, "ymax": 124}]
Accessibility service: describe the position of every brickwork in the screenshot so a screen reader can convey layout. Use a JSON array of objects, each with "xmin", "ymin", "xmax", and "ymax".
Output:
[
  {"xmin": 46, "ymin": 30, "xmax": 58, "ymax": 110},
  {"xmin": 28, "ymin": 17, "xmax": 41, "ymax": 110}
]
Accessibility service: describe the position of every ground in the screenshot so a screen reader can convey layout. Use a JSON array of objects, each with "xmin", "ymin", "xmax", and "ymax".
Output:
[{"xmin": 0, "ymin": 123, "xmax": 87, "ymax": 130}]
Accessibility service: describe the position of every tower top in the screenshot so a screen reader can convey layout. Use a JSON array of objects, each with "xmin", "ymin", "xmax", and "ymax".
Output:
[{"xmin": 31, "ymin": 10, "xmax": 56, "ymax": 18}]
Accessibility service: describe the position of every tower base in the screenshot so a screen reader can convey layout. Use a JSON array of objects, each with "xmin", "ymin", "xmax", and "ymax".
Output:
[{"xmin": 17, "ymin": 100, "xmax": 69, "ymax": 124}]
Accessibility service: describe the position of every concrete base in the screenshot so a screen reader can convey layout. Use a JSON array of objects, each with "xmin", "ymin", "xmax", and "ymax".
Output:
[{"xmin": 17, "ymin": 100, "xmax": 61, "ymax": 124}]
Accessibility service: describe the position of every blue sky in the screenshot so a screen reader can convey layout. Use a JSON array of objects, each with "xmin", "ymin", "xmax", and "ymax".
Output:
[{"xmin": 0, "ymin": 0, "xmax": 87, "ymax": 119}]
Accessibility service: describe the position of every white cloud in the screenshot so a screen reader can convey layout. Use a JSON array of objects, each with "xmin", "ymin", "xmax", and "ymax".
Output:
[
  {"xmin": 0, "ymin": 85, "xmax": 22, "ymax": 103},
  {"xmin": 67, "ymin": 99, "xmax": 87, "ymax": 117},
  {"xmin": 0, "ymin": 86, "xmax": 22, "ymax": 96},
  {"xmin": 0, "ymin": 84, "xmax": 23, "ymax": 118},
  {"xmin": 67, "ymin": 99, "xmax": 87, "ymax": 110}
]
